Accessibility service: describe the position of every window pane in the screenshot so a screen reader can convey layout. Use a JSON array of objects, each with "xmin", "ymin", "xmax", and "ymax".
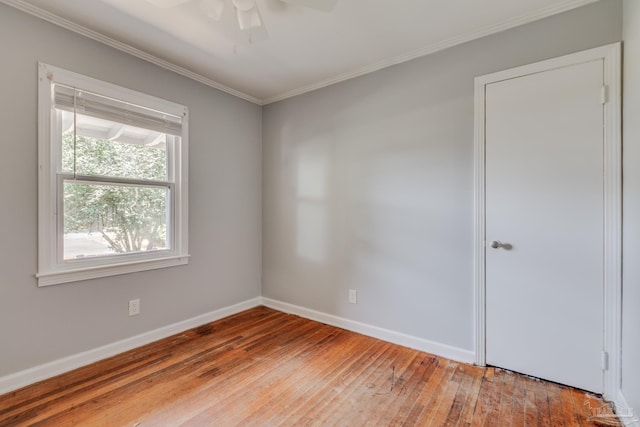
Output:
[
  {"xmin": 59, "ymin": 110, "xmax": 169, "ymax": 181},
  {"xmin": 63, "ymin": 182, "xmax": 169, "ymax": 260}
]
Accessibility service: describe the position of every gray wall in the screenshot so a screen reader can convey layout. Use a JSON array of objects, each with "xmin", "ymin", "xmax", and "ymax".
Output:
[
  {"xmin": 1, "ymin": 0, "xmax": 633, "ymax": 405},
  {"xmin": 0, "ymin": 4, "xmax": 262, "ymax": 376},
  {"xmin": 623, "ymin": 0, "xmax": 640, "ymax": 415},
  {"xmin": 262, "ymin": 1, "xmax": 622, "ymax": 352}
]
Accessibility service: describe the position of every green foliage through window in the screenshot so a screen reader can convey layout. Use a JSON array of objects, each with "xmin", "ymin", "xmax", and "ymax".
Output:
[{"xmin": 62, "ymin": 134, "xmax": 169, "ymax": 257}]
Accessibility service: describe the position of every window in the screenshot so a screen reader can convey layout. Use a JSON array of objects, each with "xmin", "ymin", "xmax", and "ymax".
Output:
[{"xmin": 37, "ymin": 63, "xmax": 189, "ymax": 286}]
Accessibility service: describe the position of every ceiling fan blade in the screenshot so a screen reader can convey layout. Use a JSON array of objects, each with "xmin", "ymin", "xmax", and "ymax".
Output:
[
  {"xmin": 232, "ymin": 0, "xmax": 257, "ymax": 12},
  {"xmin": 280, "ymin": 0, "xmax": 338, "ymax": 12},
  {"xmin": 235, "ymin": 3, "xmax": 262, "ymax": 30},
  {"xmin": 233, "ymin": 2, "xmax": 268, "ymax": 42},
  {"xmin": 146, "ymin": 0, "xmax": 192, "ymax": 8}
]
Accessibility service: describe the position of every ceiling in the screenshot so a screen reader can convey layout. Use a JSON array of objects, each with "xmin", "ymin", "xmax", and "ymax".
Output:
[{"xmin": 7, "ymin": 0, "xmax": 598, "ymax": 104}]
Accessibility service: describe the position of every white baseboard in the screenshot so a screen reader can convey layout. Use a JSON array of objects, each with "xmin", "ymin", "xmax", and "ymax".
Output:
[
  {"xmin": 0, "ymin": 297, "xmax": 262, "ymax": 395},
  {"xmin": 260, "ymin": 297, "xmax": 475, "ymax": 364},
  {"xmin": 615, "ymin": 390, "xmax": 640, "ymax": 426},
  {"xmin": 0, "ymin": 296, "xmax": 476, "ymax": 396}
]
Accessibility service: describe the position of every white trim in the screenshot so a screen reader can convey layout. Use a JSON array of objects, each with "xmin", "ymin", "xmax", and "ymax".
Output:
[
  {"xmin": 0, "ymin": 296, "xmax": 476, "ymax": 395},
  {"xmin": 473, "ymin": 75, "xmax": 486, "ymax": 367},
  {"xmin": 261, "ymin": 0, "xmax": 599, "ymax": 104},
  {"xmin": 0, "ymin": 0, "xmax": 596, "ymax": 106},
  {"xmin": 473, "ymin": 43, "xmax": 622, "ymax": 400},
  {"xmin": 615, "ymin": 390, "xmax": 640, "ymax": 426},
  {"xmin": 0, "ymin": 297, "xmax": 262, "ymax": 395},
  {"xmin": 0, "ymin": 0, "xmax": 261, "ymax": 105},
  {"xmin": 617, "ymin": 389, "xmax": 631, "ymax": 412},
  {"xmin": 603, "ymin": 42, "xmax": 623, "ymax": 402},
  {"xmin": 37, "ymin": 63, "xmax": 190, "ymax": 286},
  {"xmin": 261, "ymin": 297, "xmax": 475, "ymax": 364},
  {"xmin": 36, "ymin": 255, "xmax": 190, "ymax": 287}
]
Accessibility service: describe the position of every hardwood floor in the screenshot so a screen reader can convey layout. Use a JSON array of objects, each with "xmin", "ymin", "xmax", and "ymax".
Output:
[{"xmin": 0, "ymin": 306, "xmax": 620, "ymax": 426}]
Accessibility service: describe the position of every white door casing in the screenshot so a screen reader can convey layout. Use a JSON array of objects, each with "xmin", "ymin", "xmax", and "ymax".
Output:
[{"xmin": 473, "ymin": 43, "xmax": 621, "ymax": 399}]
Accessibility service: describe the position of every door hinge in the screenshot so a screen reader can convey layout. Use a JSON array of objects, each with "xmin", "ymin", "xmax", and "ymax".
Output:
[
  {"xmin": 601, "ymin": 351, "xmax": 609, "ymax": 370},
  {"xmin": 601, "ymin": 85, "xmax": 609, "ymax": 104}
]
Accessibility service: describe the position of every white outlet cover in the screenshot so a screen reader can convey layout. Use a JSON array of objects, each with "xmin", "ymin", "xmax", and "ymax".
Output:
[
  {"xmin": 129, "ymin": 299, "xmax": 140, "ymax": 316},
  {"xmin": 348, "ymin": 289, "xmax": 357, "ymax": 304}
]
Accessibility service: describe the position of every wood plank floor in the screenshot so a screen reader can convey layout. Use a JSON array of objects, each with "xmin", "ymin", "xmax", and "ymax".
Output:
[{"xmin": 0, "ymin": 306, "xmax": 620, "ymax": 426}]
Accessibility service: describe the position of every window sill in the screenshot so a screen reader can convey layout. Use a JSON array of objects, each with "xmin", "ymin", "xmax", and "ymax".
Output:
[{"xmin": 36, "ymin": 255, "xmax": 190, "ymax": 286}]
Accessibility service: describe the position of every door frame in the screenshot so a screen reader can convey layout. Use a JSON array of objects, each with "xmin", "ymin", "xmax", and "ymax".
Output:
[{"xmin": 473, "ymin": 43, "xmax": 621, "ymax": 400}]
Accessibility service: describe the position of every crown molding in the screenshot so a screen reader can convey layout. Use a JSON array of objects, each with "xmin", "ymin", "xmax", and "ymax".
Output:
[
  {"xmin": 0, "ymin": 0, "xmax": 262, "ymax": 105},
  {"xmin": 2, "ymin": 0, "xmax": 599, "ymax": 106},
  {"xmin": 261, "ymin": 0, "xmax": 600, "ymax": 104}
]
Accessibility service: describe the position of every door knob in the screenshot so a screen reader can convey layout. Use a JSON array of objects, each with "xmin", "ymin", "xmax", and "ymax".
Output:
[{"xmin": 490, "ymin": 240, "xmax": 502, "ymax": 249}]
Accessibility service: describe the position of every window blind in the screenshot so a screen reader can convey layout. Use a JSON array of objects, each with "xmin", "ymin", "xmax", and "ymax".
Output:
[{"xmin": 53, "ymin": 84, "xmax": 183, "ymax": 136}]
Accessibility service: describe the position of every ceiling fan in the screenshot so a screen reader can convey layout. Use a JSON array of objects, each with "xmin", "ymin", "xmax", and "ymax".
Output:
[{"xmin": 146, "ymin": 0, "xmax": 338, "ymax": 39}]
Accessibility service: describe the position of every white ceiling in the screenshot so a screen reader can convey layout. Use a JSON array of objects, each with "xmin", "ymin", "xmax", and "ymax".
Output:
[{"xmin": 7, "ymin": 0, "xmax": 598, "ymax": 104}]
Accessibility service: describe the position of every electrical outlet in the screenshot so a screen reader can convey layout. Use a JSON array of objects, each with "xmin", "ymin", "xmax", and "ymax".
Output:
[
  {"xmin": 348, "ymin": 289, "xmax": 357, "ymax": 304},
  {"xmin": 128, "ymin": 299, "xmax": 140, "ymax": 316}
]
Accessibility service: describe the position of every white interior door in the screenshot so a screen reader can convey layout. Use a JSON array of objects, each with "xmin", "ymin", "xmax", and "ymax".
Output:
[{"xmin": 485, "ymin": 59, "xmax": 604, "ymax": 393}]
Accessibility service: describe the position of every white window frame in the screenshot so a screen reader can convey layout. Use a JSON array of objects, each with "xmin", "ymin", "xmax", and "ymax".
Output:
[{"xmin": 37, "ymin": 63, "xmax": 189, "ymax": 286}]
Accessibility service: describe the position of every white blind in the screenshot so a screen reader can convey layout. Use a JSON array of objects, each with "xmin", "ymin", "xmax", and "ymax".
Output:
[{"xmin": 54, "ymin": 84, "xmax": 183, "ymax": 136}]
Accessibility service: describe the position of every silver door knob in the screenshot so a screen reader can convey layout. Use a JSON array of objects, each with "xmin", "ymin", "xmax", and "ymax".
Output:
[{"xmin": 490, "ymin": 240, "xmax": 502, "ymax": 249}]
